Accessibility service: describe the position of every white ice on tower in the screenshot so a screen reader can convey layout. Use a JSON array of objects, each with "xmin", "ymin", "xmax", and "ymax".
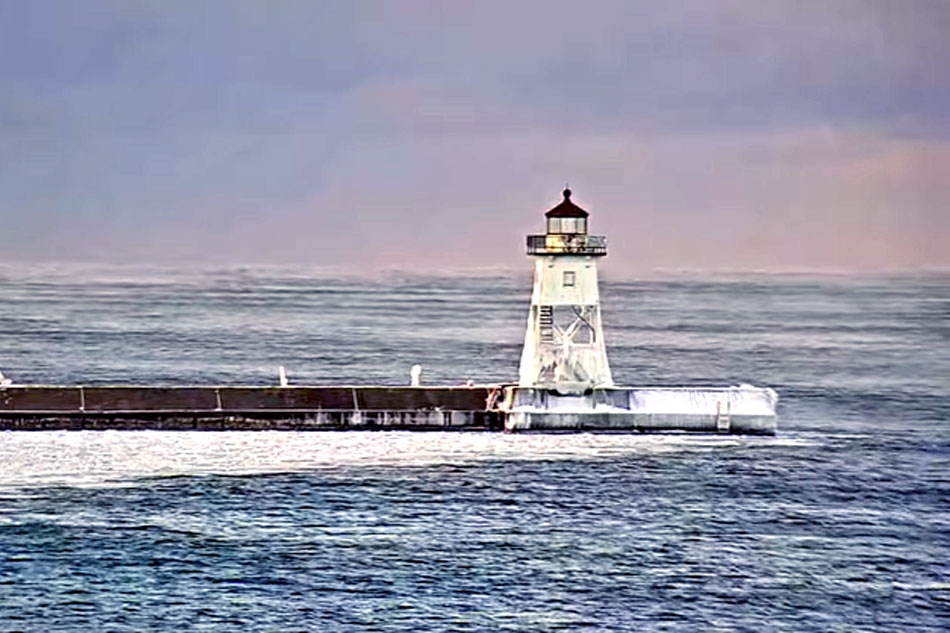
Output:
[{"xmin": 518, "ymin": 188, "xmax": 611, "ymax": 392}]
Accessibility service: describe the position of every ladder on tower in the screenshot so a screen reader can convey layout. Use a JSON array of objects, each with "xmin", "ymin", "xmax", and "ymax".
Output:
[{"xmin": 539, "ymin": 305, "xmax": 554, "ymax": 342}]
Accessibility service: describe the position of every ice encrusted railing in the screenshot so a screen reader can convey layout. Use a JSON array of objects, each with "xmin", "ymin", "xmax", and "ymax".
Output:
[
  {"xmin": 527, "ymin": 234, "xmax": 607, "ymax": 256},
  {"xmin": 510, "ymin": 386, "xmax": 777, "ymax": 414}
]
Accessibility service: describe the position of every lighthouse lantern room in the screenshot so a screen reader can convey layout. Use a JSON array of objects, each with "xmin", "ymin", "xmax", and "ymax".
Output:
[{"xmin": 518, "ymin": 189, "xmax": 613, "ymax": 392}]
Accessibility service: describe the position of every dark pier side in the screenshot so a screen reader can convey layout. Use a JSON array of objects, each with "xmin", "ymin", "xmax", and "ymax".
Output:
[{"xmin": 0, "ymin": 386, "xmax": 504, "ymax": 431}]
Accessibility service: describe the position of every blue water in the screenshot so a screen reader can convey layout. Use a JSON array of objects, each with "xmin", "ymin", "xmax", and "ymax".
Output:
[{"xmin": 0, "ymin": 264, "xmax": 948, "ymax": 631}]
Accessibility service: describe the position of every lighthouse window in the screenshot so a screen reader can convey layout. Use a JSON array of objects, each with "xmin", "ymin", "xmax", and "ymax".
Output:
[
  {"xmin": 563, "ymin": 271, "xmax": 576, "ymax": 287},
  {"xmin": 548, "ymin": 217, "xmax": 587, "ymax": 234}
]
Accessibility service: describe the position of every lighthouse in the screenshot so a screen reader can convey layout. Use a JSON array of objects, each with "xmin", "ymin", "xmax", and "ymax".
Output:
[
  {"xmin": 518, "ymin": 188, "xmax": 613, "ymax": 392},
  {"xmin": 506, "ymin": 188, "xmax": 778, "ymax": 433}
]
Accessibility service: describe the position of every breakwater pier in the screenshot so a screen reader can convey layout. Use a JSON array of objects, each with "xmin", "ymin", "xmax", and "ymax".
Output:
[
  {"xmin": 0, "ymin": 386, "xmax": 503, "ymax": 431},
  {"xmin": 0, "ymin": 384, "xmax": 777, "ymax": 434}
]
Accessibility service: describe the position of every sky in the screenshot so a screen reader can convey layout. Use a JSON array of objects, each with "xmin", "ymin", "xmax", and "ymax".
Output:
[{"xmin": 1, "ymin": 0, "xmax": 948, "ymax": 272}]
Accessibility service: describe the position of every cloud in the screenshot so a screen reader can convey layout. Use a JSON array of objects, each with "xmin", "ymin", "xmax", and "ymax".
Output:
[{"xmin": 0, "ymin": 0, "xmax": 947, "ymax": 270}]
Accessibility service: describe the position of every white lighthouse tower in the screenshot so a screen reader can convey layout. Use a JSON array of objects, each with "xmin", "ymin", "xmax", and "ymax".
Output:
[{"xmin": 518, "ymin": 188, "xmax": 612, "ymax": 392}]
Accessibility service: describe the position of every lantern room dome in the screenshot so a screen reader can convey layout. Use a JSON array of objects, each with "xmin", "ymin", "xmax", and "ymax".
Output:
[
  {"xmin": 526, "ymin": 187, "xmax": 605, "ymax": 256},
  {"xmin": 545, "ymin": 188, "xmax": 589, "ymax": 218}
]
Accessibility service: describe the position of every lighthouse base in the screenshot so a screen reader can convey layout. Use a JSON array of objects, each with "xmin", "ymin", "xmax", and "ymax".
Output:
[{"xmin": 504, "ymin": 385, "xmax": 778, "ymax": 435}]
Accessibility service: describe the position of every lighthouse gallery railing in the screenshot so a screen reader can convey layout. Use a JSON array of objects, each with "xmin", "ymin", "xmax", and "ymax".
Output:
[{"xmin": 526, "ymin": 234, "xmax": 607, "ymax": 256}]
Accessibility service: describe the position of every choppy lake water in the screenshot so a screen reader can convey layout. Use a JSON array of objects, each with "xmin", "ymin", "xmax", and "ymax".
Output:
[{"xmin": 0, "ymin": 264, "xmax": 947, "ymax": 631}]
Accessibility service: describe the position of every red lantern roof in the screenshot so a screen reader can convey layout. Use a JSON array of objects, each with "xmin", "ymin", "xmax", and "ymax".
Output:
[{"xmin": 545, "ymin": 188, "xmax": 589, "ymax": 218}]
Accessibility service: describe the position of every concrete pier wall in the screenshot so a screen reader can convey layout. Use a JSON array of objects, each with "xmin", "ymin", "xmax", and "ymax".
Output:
[
  {"xmin": 0, "ymin": 386, "xmax": 502, "ymax": 431},
  {"xmin": 504, "ymin": 411, "xmax": 776, "ymax": 435}
]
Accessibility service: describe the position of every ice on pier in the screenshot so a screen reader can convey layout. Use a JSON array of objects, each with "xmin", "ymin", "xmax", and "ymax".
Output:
[
  {"xmin": 505, "ymin": 385, "xmax": 778, "ymax": 434},
  {"xmin": 627, "ymin": 386, "xmax": 778, "ymax": 416}
]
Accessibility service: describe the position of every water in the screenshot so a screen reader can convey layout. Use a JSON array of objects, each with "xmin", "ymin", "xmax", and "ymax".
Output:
[{"xmin": 0, "ymin": 264, "xmax": 948, "ymax": 631}]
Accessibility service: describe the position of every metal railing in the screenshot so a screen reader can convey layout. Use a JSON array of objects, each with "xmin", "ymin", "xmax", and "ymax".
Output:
[{"xmin": 526, "ymin": 234, "xmax": 607, "ymax": 256}]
